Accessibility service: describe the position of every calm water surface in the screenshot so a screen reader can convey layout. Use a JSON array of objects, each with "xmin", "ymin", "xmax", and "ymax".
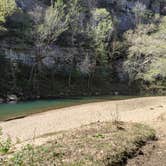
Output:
[{"xmin": 0, "ymin": 96, "xmax": 134, "ymax": 121}]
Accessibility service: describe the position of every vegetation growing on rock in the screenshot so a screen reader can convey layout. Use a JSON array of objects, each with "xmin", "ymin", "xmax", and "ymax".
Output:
[
  {"xmin": 124, "ymin": 16, "xmax": 166, "ymax": 94},
  {"xmin": 0, "ymin": 0, "xmax": 166, "ymax": 99}
]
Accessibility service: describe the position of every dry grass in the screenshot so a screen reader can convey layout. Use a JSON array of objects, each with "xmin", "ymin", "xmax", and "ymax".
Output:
[{"xmin": 1, "ymin": 121, "xmax": 156, "ymax": 166}]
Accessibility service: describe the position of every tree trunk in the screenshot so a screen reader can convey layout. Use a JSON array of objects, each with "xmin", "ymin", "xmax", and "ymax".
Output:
[
  {"xmin": 88, "ymin": 73, "xmax": 91, "ymax": 90},
  {"xmin": 68, "ymin": 70, "xmax": 72, "ymax": 88}
]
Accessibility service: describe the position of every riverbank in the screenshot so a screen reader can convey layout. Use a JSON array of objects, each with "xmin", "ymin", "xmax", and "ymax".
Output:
[
  {"xmin": 0, "ymin": 95, "xmax": 138, "ymax": 121},
  {"xmin": 1, "ymin": 96, "xmax": 166, "ymax": 165},
  {"xmin": 0, "ymin": 96, "xmax": 166, "ymax": 143},
  {"xmin": 1, "ymin": 122, "xmax": 156, "ymax": 166}
]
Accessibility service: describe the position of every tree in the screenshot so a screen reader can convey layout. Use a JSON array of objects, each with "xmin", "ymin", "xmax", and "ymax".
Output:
[
  {"xmin": 90, "ymin": 8, "xmax": 113, "ymax": 65},
  {"xmin": 83, "ymin": 8, "xmax": 113, "ymax": 89},
  {"xmin": 132, "ymin": 2, "xmax": 153, "ymax": 26},
  {"xmin": 132, "ymin": 2, "xmax": 147, "ymax": 25},
  {"xmin": 0, "ymin": 0, "xmax": 16, "ymax": 32},
  {"xmin": 29, "ymin": 0, "xmax": 79, "ymax": 92},
  {"xmin": 124, "ymin": 16, "xmax": 166, "ymax": 93}
]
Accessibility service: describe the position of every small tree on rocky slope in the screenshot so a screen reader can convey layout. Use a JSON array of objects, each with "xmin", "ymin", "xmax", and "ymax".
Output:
[{"xmin": 29, "ymin": 0, "xmax": 79, "ymax": 92}]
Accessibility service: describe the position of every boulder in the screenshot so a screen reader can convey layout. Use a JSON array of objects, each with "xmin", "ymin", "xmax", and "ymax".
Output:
[{"xmin": 7, "ymin": 95, "xmax": 18, "ymax": 103}]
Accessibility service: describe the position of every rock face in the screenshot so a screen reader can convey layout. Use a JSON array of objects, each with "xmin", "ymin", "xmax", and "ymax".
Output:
[
  {"xmin": 19, "ymin": 0, "xmax": 166, "ymax": 75},
  {"xmin": 97, "ymin": 0, "xmax": 166, "ymax": 31},
  {"xmin": 0, "ymin": 0, "xmax": 166, "ymax": 98},
  {"xmin": 5, "ymin": 0, "xmax": 166, "ymax": 61},
  {"xmin": 1, "ymin": 0, "xmax": 166, "ymax": 76},
  {"xmin": 3, "ymin": 46, "xmax": 95, "ymax": 75},
  {"xmin": 14, "ymin": 0, "xmax": 166, "ymax": 33},
  {"xmin": 15, "ymin": 0, "xmax": 42, "ymax": 11}
]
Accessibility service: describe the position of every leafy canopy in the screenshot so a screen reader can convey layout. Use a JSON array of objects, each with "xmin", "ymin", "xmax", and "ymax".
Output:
[
  {"xmin": 124, "ymin": 16, "xmax": 166, "ymax": 84},
  {"xmin": 90, "ymin": 8, "xmax": 113, "ymax": 65},
  {"xmin": 0, "ymin": 0, "xmax": 16, "ymax": 32}
]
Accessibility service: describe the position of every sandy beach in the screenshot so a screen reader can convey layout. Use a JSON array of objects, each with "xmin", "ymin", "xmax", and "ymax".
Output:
[{"xmin": 0, "ymin": 96, "xmax": 166, "ymax": 144}]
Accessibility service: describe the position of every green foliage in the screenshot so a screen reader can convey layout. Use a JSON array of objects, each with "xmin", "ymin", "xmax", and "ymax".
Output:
[
  {"xmin": 1, "ymin": 122, "xmax": 155, "ymax": 166},
  {"xmin": 38, "ymin": 0, "xmax": 68, "ymax": 44},
  {"xmin": 1, "ymin": 0, "xmax": 165, "ymax": 96},
  {"xmin": 0, "ymin": 128, "xmax": 12, "ymax": 154},
  {"xmin": 9, "ymin": 144, "xmax": 36, "ymax": 165},
  {"xmin": 0, "ymin": 0, "xmax": 16, "ymax": 22},
  {"xmin": 144, "ymin": 58, "xmax": 166, "ymax": 82},
  {"xmin": 132, "ymin": 2, "xmax": 153, "ymax": 25},
  {"xmin": 38, "ymin": 0, "xmax": 79, "ymax": 45},
  {"xmin": 124, "ymin": 16, "xmax": 166, "ymax": 92},
  {"xmin": 153, "ymin": 16, "xmax": 166, "ymax": 40},
  {"xmin": 90, "ymin": 8, "xmax": 113, "ymax": 65},
  {"xmin": 0, "ymin": 0, "xmax": 16, "ymax": 32},
  {"xmin": 0, "ymin": 138, "xmax": 12, "ymax": 154}
]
